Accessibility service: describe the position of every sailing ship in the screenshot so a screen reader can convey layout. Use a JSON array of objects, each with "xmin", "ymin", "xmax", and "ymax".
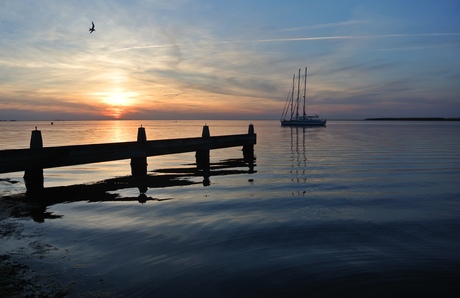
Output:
[{"xmin": 280, "ymin": 67, "xmax": 326, "ymax": 126}]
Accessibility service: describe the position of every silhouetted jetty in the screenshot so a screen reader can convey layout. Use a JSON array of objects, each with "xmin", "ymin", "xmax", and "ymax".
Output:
[{"xmin": 0, "ymin": 124, "xmax": 256, "ymax": 193}]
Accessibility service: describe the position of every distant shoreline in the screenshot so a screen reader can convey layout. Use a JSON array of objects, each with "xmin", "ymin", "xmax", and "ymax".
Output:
[
  {"xmin": 365, "ymin": 117, "xmax": 460, "ymax": 121},
  {"xmin": 2, "ymin": 118, "xmax": 460, "ymax": 122}
]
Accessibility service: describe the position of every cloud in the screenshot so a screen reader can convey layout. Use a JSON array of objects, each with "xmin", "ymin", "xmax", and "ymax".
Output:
[
  {"xmin": 277, "ymin": 20, "xmax": 371, "ymax": 32},
  {"xmin": 254, "ymin": 33, "xmax": 460, "ymax": 43},
  {"xmin": 108, "ymin": 32, "xmax": 460, "ymax": 57},
  {"xmin": 1, "ymin": 1, "xmax": 459, "ymax": 120}
]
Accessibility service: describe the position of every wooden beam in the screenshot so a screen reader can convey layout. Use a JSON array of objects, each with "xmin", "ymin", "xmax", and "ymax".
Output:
[{"xmin": 0, "ymin": 134, "xmax": 256, "ymax": 174}]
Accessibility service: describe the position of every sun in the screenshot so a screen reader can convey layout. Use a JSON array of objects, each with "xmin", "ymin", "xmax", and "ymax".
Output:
[
  {"xmin": 96, "ymin": 89, "xmax": 138, "ymax": 118},
  {"xmin": 103, "ymin": 90, "xmax": 136, "ymax": 106},
  {"xmin": 105, "ymin": 92, "xmax": 128, "ymax": 106}
]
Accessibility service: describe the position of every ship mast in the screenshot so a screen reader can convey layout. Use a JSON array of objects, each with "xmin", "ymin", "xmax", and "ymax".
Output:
[
  {"xmin": 296, "ymin": 68, "xmax": 301, "ymax": 119},
  {"xmin": 303, "ymin": 67, "xmax": 307, "ymax": 117},
  {"xmin": 290, "ymin": 74, "xmax": 295, "ymax": 119}
]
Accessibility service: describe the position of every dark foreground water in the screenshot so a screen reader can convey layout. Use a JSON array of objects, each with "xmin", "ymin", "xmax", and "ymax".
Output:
[{"xmin": 1, "ymin": 120, "xmax": 460, "ymax": 297}]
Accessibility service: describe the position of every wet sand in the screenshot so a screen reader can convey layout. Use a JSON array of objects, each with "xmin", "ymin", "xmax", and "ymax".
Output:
[{"xmin": 0, "ymin": 194, "xmax": 73, "ymax": 297}]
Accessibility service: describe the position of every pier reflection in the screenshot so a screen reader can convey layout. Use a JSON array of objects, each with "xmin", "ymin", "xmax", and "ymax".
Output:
[{"xmin": 3, "ymin": 157, "xmax": 256, "ymax": 222}]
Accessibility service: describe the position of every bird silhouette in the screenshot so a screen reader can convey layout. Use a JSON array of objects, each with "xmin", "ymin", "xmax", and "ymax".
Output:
[{"xmin": 89, "ymin": 21, "xmax": 95, "ymax": 34}]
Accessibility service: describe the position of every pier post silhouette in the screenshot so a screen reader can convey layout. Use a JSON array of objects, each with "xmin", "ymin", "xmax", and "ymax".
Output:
[
  {"xmin": 130, "ymin": 126, "xmax": 148, "ymax": 176},
  {"xmin": 196, "ymin": 125, "xmax": 210, "ymax": 185},
  {"xmin": 24, "ymin": 128, "xmax": 44, "ymax": 193},
  {"xmin": 243, "ymin": 124, "xmax": 255, "ymax": 172},
  {"xmin": 196, "ymin": 125, "xmax": 210, "ymax": 170}
]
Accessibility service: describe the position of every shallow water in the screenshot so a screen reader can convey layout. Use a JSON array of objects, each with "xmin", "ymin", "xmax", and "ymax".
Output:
[{"xmin": 1, "ymin": 120, "xmax": 460, "ymax": 296}]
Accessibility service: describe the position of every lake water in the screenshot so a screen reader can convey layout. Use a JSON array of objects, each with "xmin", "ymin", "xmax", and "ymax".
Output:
[{"xmin": 1, "ymin": 120, "xmax": 460, "ymax": 297}]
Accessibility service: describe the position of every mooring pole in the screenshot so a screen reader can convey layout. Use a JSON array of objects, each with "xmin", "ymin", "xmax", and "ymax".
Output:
[
  {"xmin": 243, "ymin": 124, "xmax": 255, "ymax": 172},
  {"xmin": 24, "ymin": 127, "xmax": 44, "ymax": 193},
  {"xmin": 130, "ymin": 126, "xmax": 148, "ymax": 176},
  {"xmin": 196, "ymin": 125, "xmax": 210, "ymax": 173}
]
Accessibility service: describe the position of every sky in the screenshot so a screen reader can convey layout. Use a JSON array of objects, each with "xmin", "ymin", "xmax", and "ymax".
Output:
[{"xmin": 0, "ymin": 0, "xmax": 459, "ymax": 120}]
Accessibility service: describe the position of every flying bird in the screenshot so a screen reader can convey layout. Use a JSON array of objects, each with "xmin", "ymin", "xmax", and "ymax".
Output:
[{"xmin": 89, "ymin": 21, "xmax": 95, "ymax": 34}]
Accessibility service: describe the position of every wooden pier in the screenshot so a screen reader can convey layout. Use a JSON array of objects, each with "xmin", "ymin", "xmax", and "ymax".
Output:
[{"xmin": 0, "ymin": 124, "xmax": 256, "ymax": 193}]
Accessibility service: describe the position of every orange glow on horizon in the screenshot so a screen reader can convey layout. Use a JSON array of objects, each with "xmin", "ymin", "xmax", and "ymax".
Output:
[
  {"xmin": 104, "ymin": 106, "xmax": 124, "ymax": 118},
  {"xmin": 91, "ymin": 89, "xmax": 139, "ymax": 118}
]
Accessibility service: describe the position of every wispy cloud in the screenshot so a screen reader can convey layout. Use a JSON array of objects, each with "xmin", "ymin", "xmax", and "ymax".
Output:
[
  {"xmin": 255, "ymin": 33, "xmax": 460, "ymax": 43},
  {"xmin": 109, "ymin": 44, "xmax": 178, "ymax": 53},
  {"xmin": 109, "ymin": 32, "xmax": 460, "ymax": 53},
  {"xmin": 277, "ymin": 20, "xmax": 370, "ymax": 32}
]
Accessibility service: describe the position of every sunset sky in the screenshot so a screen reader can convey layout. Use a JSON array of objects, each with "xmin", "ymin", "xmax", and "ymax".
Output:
[{"xmin": 1, "ymin": 0, "xmax": 459, "ymax": 120}]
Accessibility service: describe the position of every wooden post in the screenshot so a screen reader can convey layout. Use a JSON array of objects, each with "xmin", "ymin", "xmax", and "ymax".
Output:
[
  {"xmin": 243, "ymin": 124, "xmax": 255, "ymax": 172},
  {"xmin": 196, "ymin": 125, "xmax": 210, "ymax": 171},
  {"xmin": 130, "ymin": 126, "xmax": 148, "ymax": 176},
  {"xmin": 24, "ymin": 128, "xmax": 44, "ymax": 193}
]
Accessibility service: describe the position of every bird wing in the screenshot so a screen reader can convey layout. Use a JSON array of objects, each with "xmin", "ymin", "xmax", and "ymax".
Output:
[{"xmin": 91, "ymin": 21, "xmax": 95, "ymax": 29}]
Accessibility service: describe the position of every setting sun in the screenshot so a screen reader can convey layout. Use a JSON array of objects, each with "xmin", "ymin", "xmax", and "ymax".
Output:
[
  {"xmin": 104, "ymin": 91, "xmax": 129, "ymax": 106},
  {"xmin": 92, "ymin": 89, "xmax": 139, "ymax": 118}
]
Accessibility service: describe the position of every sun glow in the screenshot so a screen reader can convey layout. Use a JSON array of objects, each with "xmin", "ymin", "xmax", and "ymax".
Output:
[
  {"xmin": 105, "ymin": 93, "xmax": 125, "ymax": 106},
  {"xmin": 103, "ymin": 90, "xmax": 137, "ymax": 106},
  {"xmin": 93, "ymin": 89, "xmax": 139, "ymax": 118}
]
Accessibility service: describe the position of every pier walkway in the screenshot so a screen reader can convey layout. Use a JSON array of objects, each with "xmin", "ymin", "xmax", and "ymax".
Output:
[{"xmin": 0, "ymin": 124, "xmax": 256, "ymax": 192}]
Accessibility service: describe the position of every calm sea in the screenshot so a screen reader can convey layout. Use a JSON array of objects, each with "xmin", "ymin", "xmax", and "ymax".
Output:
[{"xmin": 1, "ymin": 120, "xmax": 460, "ymax": 297}]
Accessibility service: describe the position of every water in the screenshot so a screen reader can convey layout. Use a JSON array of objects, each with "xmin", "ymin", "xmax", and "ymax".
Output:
[{"xmin": 1, "ymin": 120, "xmax": 460, "ymax": 297}]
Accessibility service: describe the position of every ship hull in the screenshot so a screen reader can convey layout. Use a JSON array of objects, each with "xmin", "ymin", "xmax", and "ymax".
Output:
[{"xmin": 280, "ymin": 119, "xmax": 327, "ymax": 126}]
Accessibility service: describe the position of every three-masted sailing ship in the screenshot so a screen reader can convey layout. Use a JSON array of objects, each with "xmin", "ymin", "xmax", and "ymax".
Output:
[{"xmin": 280, "ymin": 67, "xmax": 326, "ymax": 126}]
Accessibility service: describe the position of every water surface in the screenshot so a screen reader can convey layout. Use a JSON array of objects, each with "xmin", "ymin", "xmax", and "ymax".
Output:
[{"xmin": 1, "ymin": 120, "xmax": 460, "ymax": 297}]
